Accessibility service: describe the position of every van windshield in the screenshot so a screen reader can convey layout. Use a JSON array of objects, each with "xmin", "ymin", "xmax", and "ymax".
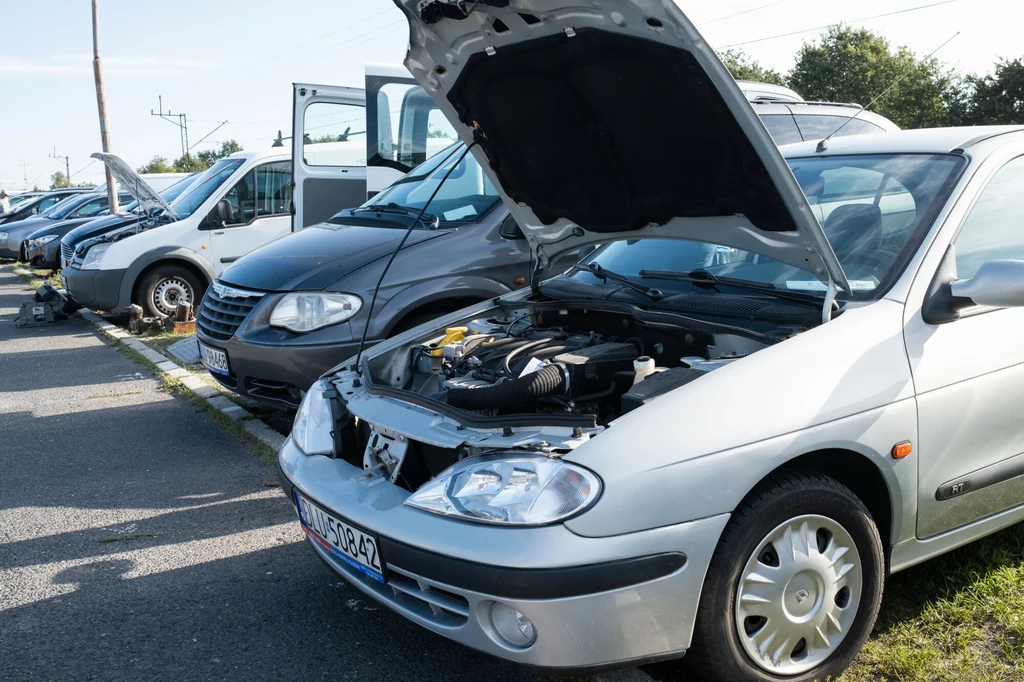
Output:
[
  {"xmin": 330, "ymin": 143, "xmax": 501, "ymax": 228},
  {"xmin": 168, "ymin": 159, "xmax": 244, "ymax": 218}
]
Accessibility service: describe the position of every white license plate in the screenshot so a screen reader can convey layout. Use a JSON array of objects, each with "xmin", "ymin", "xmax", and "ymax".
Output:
[
  {"xmin": 296, "ymin": 492, "xmax": 385, "ymax": 583},
  {"xmin": 198, "ymin": 341, "xmax": 229, "ymax": 375}
]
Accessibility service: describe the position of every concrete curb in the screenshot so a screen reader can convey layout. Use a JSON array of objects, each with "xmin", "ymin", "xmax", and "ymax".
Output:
[{"xmin": 76, "ymin": 308, "xmax": 284, "ymax": 454}]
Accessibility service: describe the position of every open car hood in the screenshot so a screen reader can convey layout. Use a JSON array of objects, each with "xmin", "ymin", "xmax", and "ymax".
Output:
[
  {"xmin": 394, "ymin": 0, "xmax": 849, "ymax": 292},
  {"xmin": 91, "ymin": 153, "xmax": 177, "ymax": 219}
]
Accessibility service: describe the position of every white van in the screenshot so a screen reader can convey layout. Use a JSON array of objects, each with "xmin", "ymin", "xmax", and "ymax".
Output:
[
  {"xmin": 62, "ymin": 148, "xmax": 294, "ymax": 317},
  {"xmin": 63, "ymin": 64, "xmax": 452, "ymax": 317}
]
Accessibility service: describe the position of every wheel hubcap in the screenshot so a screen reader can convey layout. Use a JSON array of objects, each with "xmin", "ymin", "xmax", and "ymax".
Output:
[
  {"xmin": 152, "ymin": 278, "xmax": 192, "ymax": 317},
  {"xmin": 735, "ymin": 514, "xmax": 862, "ymax": 675}
]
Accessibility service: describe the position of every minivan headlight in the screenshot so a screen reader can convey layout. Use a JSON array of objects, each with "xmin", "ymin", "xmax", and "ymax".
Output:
[
  {"xmin": 81, "ymin": 243, "xmax": 110, "ymax": 270},
  {"xmin": 405, "ymin": 455, "xmax": 601, "ymax": 525},
  {"xmin": 270, "ymin": 292, "xmax": 362, "ymax": 333},
  {"xmin": 291, "ymin": 379, "xmax": 335, "ymax": 456}
]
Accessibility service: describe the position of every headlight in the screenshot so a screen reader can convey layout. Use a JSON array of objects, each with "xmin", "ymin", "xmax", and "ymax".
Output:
[
  {"xmin": 80, "ymin": 243, "xmax": 110, "ymax": 270},
  {"xmin": 405, "ymin": 454, "xmax": 601, "ymax": 526},
  {"xmin": 291, "ymin": 379, "xmax": 335, "ymax": 456},
  {"xmin": 29, "ymin": 234, "xmax": 59, "ymax": 246},
  {"xmin": 270, "ymin": 292, "xmax": 362, "ymax": 333}
]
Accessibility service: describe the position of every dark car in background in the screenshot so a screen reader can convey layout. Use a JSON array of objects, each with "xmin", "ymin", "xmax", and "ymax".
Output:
[
  {"xmin": 24, "ymin": 175, "xmax": 196, "ymax": 270},
  {"xmin": 195, "ymin": 142, "xmax": 570, "ymax": 407},
  {"xmin": 0, "ymin": 188, "xmax": 92, "ymax": 228},
  {"xmin": 5, "ymin": 191, "xmax": 134, "ymax": 262}
]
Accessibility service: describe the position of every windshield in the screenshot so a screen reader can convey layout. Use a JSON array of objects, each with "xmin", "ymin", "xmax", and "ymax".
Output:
[
  {"xmin": 47, "ymin": 194, "xmax": 96, "ymax": 220},
  {"xmin": 566, "ymin": 153, "xmax": 965, "ymax": 301},
  {"xmin": 122, "ymin": 174, "xmax": 197, "ymax": 213},
  {"xmin": 168, "ymin": 159, "xmax": 243, "ymax": 218},
  {"xmin": 334, "ymin": 143, "xmax": 501, "ymax": 228}
]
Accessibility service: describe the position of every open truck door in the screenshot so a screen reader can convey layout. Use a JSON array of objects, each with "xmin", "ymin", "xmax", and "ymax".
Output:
[
  {"xmin": 365, "ymin": 63, "xmax": 459, "ymax": 198},
  {"xmin": 291, "ymin": 83, "xmax": 367, "ymax": 230}
]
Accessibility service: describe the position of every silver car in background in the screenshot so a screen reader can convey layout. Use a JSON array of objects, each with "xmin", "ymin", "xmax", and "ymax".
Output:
[{"xmin": 278, "ymin": 2, "xmax": 1024, "ymax": 680}]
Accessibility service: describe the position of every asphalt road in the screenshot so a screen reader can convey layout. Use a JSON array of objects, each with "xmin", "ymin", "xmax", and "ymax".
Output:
[{"xmin": 0, "ymin": 268, "xmax": 655, "ymax": 682}]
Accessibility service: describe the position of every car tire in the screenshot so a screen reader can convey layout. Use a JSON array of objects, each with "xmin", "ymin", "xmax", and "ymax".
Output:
[
  {"xmin": 139, "ymin": 265, "xmax": 204, "ymax": 318},
  {"xmin": 683, "ymin": 470, "xmax": 884, "ymax": 682}
]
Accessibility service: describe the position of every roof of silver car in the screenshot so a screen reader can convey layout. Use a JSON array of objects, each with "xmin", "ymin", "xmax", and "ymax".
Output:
[{"xmin": 781, "ymin": 125, "xmax": 1024, "ymax": 157}]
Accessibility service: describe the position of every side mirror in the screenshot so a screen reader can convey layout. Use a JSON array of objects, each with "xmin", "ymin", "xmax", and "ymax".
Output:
[
  {"xmin": 950, "ymin": 259, "xmax": 1024, "ymax": 308},
  {"xmin": 215, "ymin": 199, "xmax": 234, "ymax": 226},
  {"xmin": 68, "ymin": 212, "xmax": 80, "ymax": 219},
  {"xmin": 498, "ymin": 215, "xmax": 525, "ymax": 240}
]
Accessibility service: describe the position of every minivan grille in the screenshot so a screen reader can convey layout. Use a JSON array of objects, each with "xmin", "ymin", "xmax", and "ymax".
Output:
[
  {"xmin": 60, "ymin": 242, "xmax": 74, "ymax": 265},
  {"xmin": 196, "ymin": 281, "xmax": 265, "ymax": 341}
]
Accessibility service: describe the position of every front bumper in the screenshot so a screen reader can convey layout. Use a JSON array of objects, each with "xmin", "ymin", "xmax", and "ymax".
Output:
[
  {"xmin": 277, "ymin": 437, "xmax": 728, "ymax": 670},
  {"xmin": 25, "ymin": 239, "xmax": 59, "ymax": 269},
  {"xmin": 197, "ymin": 329, "xmax": 360, "ymax": 407},
  {"xmin": 62, "ymin": 266, "xmax": 127, "ymax": 312}
]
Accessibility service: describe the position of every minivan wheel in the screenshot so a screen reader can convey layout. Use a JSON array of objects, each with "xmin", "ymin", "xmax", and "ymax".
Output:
[
  {"xmin": 683, "ymin": 470, "xmax": 884, "ymax": 682},
  {"xmin": 139, "ymin": 265, "xmax": 204, "ymax": 318}
]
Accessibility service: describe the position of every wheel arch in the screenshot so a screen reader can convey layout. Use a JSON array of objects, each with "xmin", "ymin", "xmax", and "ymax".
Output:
[
  {"xmin": 760, "ymin": 448, "xmax": 895, "ymax": 562},
  {"xmin": 386, "ymin": 295, "xmax": 491, "ymax": 337},
  {"xmin": 120, "ymin": 248, "xmax": 216, "ymax": 309}
]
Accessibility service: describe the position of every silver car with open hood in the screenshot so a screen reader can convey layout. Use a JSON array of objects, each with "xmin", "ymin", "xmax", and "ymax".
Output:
[{"xmin": 277, "ymin": 1, "xmax": 1024, "ymax": 679}]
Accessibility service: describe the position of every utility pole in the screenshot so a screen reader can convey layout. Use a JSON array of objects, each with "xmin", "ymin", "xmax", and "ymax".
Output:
[
  {"xmin": 49, "ymin": 147, "xmax": 71, "ymax": 185},
  {"xmin": 20, "ymin": 159, "xmax": 28, "ymax": 185},
  {"xmin": 91, "ymin": 0, "xmax": 118, "ymax": 213},
  {"xmin": 151, "ymin": 96, "xmax": 190, "ymax": 165}
]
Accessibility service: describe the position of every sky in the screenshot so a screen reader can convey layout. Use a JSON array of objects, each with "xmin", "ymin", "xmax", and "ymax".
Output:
[{"xmin": 0, "ymin": 0, "xmax": 1017, "ymax": 191}]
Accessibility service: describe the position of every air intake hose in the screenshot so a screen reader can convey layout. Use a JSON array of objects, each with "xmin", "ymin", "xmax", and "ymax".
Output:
[{"xmin": 446, "ymin": 364, "xmax": 568, "ymax": 411}]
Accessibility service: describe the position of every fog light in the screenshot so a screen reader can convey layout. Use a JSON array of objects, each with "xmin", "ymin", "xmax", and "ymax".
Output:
[{"xmin": 490, "ymin": 602, "xmax": 536, "ymax": 647}]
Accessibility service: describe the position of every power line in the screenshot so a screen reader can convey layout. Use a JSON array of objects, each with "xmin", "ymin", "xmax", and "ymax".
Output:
[
  {"xmin": 718, "ymin": 0, "xmax": 959, "ymax": 48},
  {"xmin": 698, "ymin": 1, "xmax": 791, "ymax": 27}
]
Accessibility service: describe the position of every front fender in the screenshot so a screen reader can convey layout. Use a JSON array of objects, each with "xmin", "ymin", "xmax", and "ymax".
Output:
[{"xmin": 370, "ymin": 274, "xmax": 513, "ymax": 339}]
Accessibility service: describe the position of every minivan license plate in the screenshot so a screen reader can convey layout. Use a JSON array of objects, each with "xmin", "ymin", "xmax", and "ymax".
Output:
[
  {"xmin": 295, "ymin": 493, "xmax": 384, "ymax": 583},
  {"xmin": 198, "ymin": 341, "xmax": 229, "ymax": 375}
]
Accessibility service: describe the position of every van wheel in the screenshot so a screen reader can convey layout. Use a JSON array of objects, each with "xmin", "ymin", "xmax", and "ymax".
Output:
[
  {"xmin": 683, "ymin": 470, "xmax": 884, "ymax": 682},
  {"xmin": 139, "ymin": 265, "xmax": 204, "ymax": 318}
]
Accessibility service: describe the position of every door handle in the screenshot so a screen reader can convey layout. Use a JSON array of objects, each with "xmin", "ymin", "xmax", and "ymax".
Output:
[{"xmin": 214, "ymin": 231, "xmax": 225, "ymax": 235}]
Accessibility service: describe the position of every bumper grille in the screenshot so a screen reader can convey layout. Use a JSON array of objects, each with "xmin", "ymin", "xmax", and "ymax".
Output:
[
  {"xmin": 61, "ymin": 242, "xmax": 74, "ymax": 264},
  {"xmin": 196, "ymin": 281, "xmax": 265, "ymax": 341}
]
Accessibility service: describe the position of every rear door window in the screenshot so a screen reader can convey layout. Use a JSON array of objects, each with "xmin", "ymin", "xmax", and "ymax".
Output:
[
  {"xmin": 794, "ymin": 115, "xmax": 885, "ymax": 141},
  {"xmin": 759, "ymin": 114, "xmax": 803, "ymax": 145}
]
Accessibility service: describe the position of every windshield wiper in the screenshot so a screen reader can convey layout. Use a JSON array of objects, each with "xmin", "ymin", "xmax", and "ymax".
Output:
[
  {"xmin": 582, "ymin": 262, "xmax": 664, "ymax": 301},
  {"xmin": 639, "ymin": 268, "xmax": 820, "ymax": 305},
  {"xmin": 351, "ymin": 202, "xmax": 439, "ymax": 229}
]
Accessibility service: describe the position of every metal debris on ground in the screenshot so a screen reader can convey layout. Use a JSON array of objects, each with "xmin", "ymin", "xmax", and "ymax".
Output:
[
  {"xmin": 15, "ymin": 284, "xmax": 77, "ymax": 328},
  {"xmin": 167, "ymin": 336, "xmax": 201, "ymax": 364}
]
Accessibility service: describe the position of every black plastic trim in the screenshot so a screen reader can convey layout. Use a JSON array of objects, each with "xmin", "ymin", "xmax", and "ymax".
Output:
[
  {"xmin": 936, "ymin": 452, "xmax": 1024, "ymax": 501},
  {"xmin": 378, "ymin": 536, "xmax": 686, "ymax": 600}
]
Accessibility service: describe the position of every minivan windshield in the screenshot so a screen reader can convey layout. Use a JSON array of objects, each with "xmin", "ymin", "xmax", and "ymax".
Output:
[
  {"xmin": 559, "ymin": 153, "xmax": 965, "ymax": 302},
  {"xmin": 168, "ymin": 159, "xmax": 244, "ymax": 219},
  {"xmin": 331, "ymin": 143, "xmax": 502, "ymax": 228},
  {"xmin": 122, "ymin": 174, "xmax": 197, "ymax": 214}
]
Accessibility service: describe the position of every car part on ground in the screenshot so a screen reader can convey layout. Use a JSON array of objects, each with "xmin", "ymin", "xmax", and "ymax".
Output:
[{"xmin": 15, "ymin": 284, "xmax": 78, "ymax": 327}]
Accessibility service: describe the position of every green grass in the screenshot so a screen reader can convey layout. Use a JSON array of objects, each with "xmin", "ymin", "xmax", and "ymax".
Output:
[{"xmin": 841, "ymin": 523, "xmax": 1024, "ymax": 681}]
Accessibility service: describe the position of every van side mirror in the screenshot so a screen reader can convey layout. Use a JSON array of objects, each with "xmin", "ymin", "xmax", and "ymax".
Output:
[
  {"xmin": 950, "ymin": 259, "xmax": 1024, "ymax": 308},
  {"xmin": 499, "ymin": 215, "xmax": 525, "ymax": 240},
  {"xmin": 215, "ymin": 199, "xmax": 234, "ymax": 226}
]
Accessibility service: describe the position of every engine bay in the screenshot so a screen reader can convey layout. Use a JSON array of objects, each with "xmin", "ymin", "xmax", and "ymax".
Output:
[{"xmin": 364, "ymin": 300, "xmax": 806, "ymax": 428}]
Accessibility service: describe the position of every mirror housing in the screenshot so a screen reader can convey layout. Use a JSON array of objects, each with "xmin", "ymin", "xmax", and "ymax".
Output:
[
  {"xmin": 950, "ymin": 259, "xmax": 1024, "ymax": 308},
  {"xmin": 498, "ymin": 214, "xmax": 526, "ymax": 240},
  {"xmin": 215, "ymin": 199, "xmax": 234, "ymax": 226}
]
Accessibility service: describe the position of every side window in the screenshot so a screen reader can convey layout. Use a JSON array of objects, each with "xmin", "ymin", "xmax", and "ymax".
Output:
[
  {"xmin": 372, "ymin": 82, "xmax": 443, "ymax": 170},
  {"xmin": 955, "ymin": 156, "xmax": 1024, "ymax": 280},
  {"xmin": 255, "ymin": 161, "xmax": 292, "ymax": 217},
  {"xmin": 222, "ymin": 171, "xmax": 256, "ymax": 225},
  {"xmin": 76, "ymin": 197, "xmax": 109, "ymax": 217},
  {"xmin": 794, "ymin": 115, "xmax": 884, "ymax": 140},
  {"xmin": 759, "ymin": 114, "xmax": 803, "ymax": 145},
  {"xmin": 303, "ymin": 102, "xmax": 366, "ymax": 167},
  {"xmin": 37, "ymin": 196, "xmax": 62, "ymax": 212}
]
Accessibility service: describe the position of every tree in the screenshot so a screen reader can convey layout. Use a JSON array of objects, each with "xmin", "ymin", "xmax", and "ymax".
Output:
[
  {"xmin": 50, "ymin": 171, "xmax": 70, "ymax": 189},
  {"xmin": 717, "ymin": 49, "xmax": 786, "ymax": 86},
  {"xmin": 956, "ymin": 58, "xmax": 1024, "ymax": 125},
  {"xmin": 195, "ymin": 139, "xmax": 244, "ymax": 169},
  {"xmin": 788, "ymin": 26, "xmax": 955, "ymax": 129},
  {"xmin": 137, "ymin": 156, "xmax": 176, "ymax": 174},
  {"xmin": 173, "ymin": 154, "xmax": 209, "ymax": 173}
]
